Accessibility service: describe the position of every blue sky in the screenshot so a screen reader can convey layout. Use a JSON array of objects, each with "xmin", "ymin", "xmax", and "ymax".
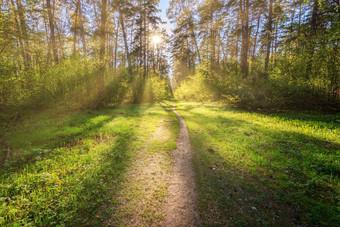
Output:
[
  {"xmin": 158, "ymin": 0, "xmax": 173, "ymax": 35},
  {"xmin": 159, "ymin": 0, "xmax": 170, "ymax": 19}
]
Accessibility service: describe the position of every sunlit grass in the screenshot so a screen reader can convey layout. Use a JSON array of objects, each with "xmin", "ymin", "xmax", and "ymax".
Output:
[
  {"xmin": 176, "ymin": 102, "xmax": 340, "ymax": 226},
  {"xmin": 0, "ymin": 102, "xmax": 175, "ymax": 226}
]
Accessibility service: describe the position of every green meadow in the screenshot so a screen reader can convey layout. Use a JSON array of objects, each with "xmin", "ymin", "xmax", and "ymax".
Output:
[
  {"xmin": 176, "ymin": 102, "xmax": 339, "ymax": 226},
  {"xmin": 0, "ymin": 102, "xmax": 177, "ymax": 226}
]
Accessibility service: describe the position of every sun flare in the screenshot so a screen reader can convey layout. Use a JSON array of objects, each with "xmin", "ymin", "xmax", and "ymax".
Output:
[{"xmin": 151, "ymin": 35, "xmax": 162, "ymax": 45}]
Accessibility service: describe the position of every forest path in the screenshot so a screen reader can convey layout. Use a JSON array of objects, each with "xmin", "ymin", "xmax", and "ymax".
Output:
[
  {"xmin": 104, "ymin": 103, "xmax": 200, "ymax": 226},
  {"xmin": 109, "ymin": 116, "xmax": 174, "ymax": 226},
  {"xmin": 162, "ymin": 104, "xmax": 201, "ymax": 226}
]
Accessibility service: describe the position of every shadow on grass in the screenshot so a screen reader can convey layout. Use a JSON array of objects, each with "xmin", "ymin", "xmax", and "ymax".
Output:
[
  {"xmin": 1, "ymin": 109, "xmax": 116, "ymax": 176},
  {"xmin": 0, "ymin": 103, "xmax": 162, "ymax": 226},
  {"xmin": 177, "ymin": 103, "xmax": 340, "ymax": 226},
  {"xmin": 68, "ymin": 124, "xmax": 137, "ymax": 226}
]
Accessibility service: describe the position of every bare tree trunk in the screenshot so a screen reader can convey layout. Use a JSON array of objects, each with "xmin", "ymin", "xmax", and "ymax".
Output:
[
  {"xmin": 16, "ymin": 0, "xmax": 30, "ymax": 66},
  {"xmin": 10, "ymin": 0, "xmax": 25, "ymax": 68},
  {"xmin": 264, "ymin": 0, "xmax": 273, "ymax": 75},
  {"xmin": 217, "ymin": 29, "xmax": 221, "ymax": 69},
  {"xmin": 114, "ymin": 17, "xmax": 119, "ymax": 72},
  {"xmin": 240, "ymin": 0, "xmax": 249, "ymax": 79},
  {"xmin": 119, "ymin": 11, "xmax": 132, "ymax": 75},
  {"xmin": 306, "ymin": 0, "xmax": 319, "ymax": 79},
  {"xmin": 252, "ymin": 14, "xmax": 260, "ymax": 60},
  {"xmin": 73, "ymin": 0, "xmax": 80, "ymax": 54},
  {"xmin": 189, "ymin": 15, "xmax": 201, "ymax": 63},
  {"xmin": 46, "ymin": 0, "xmax": 58, "ymax": 63},
  {"xmin": 99, "ymin": 0, "xmax": 107, "ymax": 64},
  {"xmin": 95, "ymin": 0, "xmax": 107, "ymax": 107},
  {"xmin": 78, "ymin": 0, "xmax": 86, "ymax": 56},
  {"xmin": 143, "ymin": 6, "xmax": 147, "ymax": 78}
]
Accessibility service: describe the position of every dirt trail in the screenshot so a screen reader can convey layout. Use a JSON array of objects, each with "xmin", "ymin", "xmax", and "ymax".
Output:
[
  {"xmin": 162, "ymin": 104, "xmax": 201, "ymax": 226},
  {"xmin": 106, "ymin": 118, "xmax": 173, "ymax": 226},
  {"xmin": 106, "ymin": 104, "xmax": 200, "ymax": 226}
]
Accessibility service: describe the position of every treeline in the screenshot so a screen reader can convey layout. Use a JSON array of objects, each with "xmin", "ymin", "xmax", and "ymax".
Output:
[
  {"xmin": 169, "ymin": 0, "xmax": 340, "ymax": 110},
  {"xmin": 0, "ymin": 0, "xmax": 171, "ymax": 112}
]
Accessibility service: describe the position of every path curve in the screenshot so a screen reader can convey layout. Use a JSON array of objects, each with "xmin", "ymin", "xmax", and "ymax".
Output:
[{"xmin": 163, "ymin": 104, "xmax": 201, "ymax": 226}]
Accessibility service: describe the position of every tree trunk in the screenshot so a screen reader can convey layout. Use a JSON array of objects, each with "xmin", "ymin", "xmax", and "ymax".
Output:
[
  {"xmin": 10, "ymin": 0, "xmax": 25, "ymax": 68},
  {"xmin": 16, "ymin": 0, "xmax": 30, "ymax": 65},
  {"xmin": 114, "ymin": 17, "xmax": 119, "ymax": 72},
  {"xmin": 46, "ymin": 0, "xmax": 58, "ymax": 63},
  {"xmin": 119, "ymin": 11, "xmax": 132, "ymax": 75},
  {"xmin": 99, "ymin": 0, "xmax": 107, "ymax": 64},
  {"xmin": 78, "ymin": 0, "xmax": 86, "ymax": 56},
  {"xmin": 252, "ymin": 13, "xmax": 260, "ymax": 60},
  {"xmin": 264, "ymin": 0, "xmax": 273, "ymax": 75},
  {"xmin": 73, "ymin": 0, "xmax": 80, "ymax": 54},
  {"xmin": 189, "ymin": 15, "xmax": 201, "ymax": 63},
  {"xmin": 240, "ymin": 0, "xmax": 249, "ymax": 79},
  {"xmin": 306, "ymin": 0, "xmax": 319, "ymax": 79}
]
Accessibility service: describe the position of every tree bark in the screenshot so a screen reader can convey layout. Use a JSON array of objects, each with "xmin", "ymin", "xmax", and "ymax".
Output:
[
  {"xmin": 264, "ymin": 0, "xmax": 273, "ymax": 75},
  {"xmin": 78, "ymin": 0, "xmax": 87, "ymax": 56},
  {"xmin": 240, "ymin": 0, "xmax": 249, "ymax": 79},
  {"xmin": 73, "ymin": 0, "xmax": 80, "ymax": 54},
  {"xmin": 189, "ymin": 15, "xmax": 201, "ymax": 63},
  {"xmin": 16, "ymin": 0, "xmax": 30, "ymax": 65},
  {"xmin": 46, "ymin": 0, "xmax": 58, "ymax": 63},
  {"xmin": 99, "ymin": 0, "xmax": 107, "ymax": 64},
  {"xmin": 306, "ymin": 0, "xmax": 319, "ymax": 79},
  {"xmin": 252, "ymin": 13, "xmax": 260, "ymax": 60},
  {"xmin": 119, "ymin": 10, "xmax": 132, "ymax": 75}
]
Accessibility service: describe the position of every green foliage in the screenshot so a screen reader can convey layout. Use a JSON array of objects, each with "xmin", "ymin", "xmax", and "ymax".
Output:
[
  {"xmin": 171, "ymin": 0, "xmax": 340, "ymax": 111},
  {"xmin": 0, "ymin": 55, "xmax": 173, "ymax": 113},
  {"xmin": 0, "ymin": 57, "xmax": 97, "ymax": 111},
  {"xmin": 174, "ymin": 65, "xmax": 217, "ymax": 102},
  {"xmin": 175, "ymin": 63, "xmax": 339, "ymax": 111},
  {"xmin": 150, "ymin": 76, "xmax": 172, "ymax": 101}
]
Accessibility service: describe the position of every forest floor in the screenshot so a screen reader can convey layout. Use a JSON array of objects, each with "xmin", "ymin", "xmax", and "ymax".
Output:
[
  {"xmin": 0, "ymin": 101, "xmax": 339, "ymax": 226},
  {"xmin": 176, "ymin": 102, "xmax": 339, "ymax": 226}
]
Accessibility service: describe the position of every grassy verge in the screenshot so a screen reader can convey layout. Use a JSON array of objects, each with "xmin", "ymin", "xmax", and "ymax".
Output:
[
  {"xmin": 103, "ymin": 100, "xmax": 179, "ymax": 226},
  {"xmin": 176, "ymin": 102, "xmax": 340, "ymax": 226},
  {"xmin": 0, "ymin": 102, "xmax": 175, "ymax": 226}
]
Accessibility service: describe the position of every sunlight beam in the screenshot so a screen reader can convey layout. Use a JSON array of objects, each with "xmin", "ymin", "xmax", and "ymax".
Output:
[{"xmin": 151, "ymin": 35, "xmax": 162, "ymax": 45}]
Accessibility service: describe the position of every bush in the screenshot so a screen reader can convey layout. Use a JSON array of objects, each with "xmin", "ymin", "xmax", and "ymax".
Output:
[{"xmin": 173, "ymin": 65, "xmax": 339, "ymax": 111}]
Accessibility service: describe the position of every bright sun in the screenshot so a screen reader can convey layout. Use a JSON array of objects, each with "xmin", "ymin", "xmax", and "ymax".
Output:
[{"xmin": 151, "ymin": 35, "xmax": 162, "ymax": 45}]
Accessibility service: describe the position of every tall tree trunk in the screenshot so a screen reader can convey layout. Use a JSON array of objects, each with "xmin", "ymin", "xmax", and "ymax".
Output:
[
  {"xmin": 119, "ymin": 11, "xmax": 132, "ymax": 75},
  {"xmin": 96, "ymin": 0, "xmax": 107, "ymax": 106},
  {"xmin": 143, "ymin": 7, "xmax": 147, "ymax": 78},
  {"xmin": 10, "ymin": 0, "xmax": 25, "ymax": 68},
  {"xmin": 99, "ymin": 0, "xmax": 107, "ymax": 64},
  {"xmin": 114, "ymin": 17, "xmax": 119, "ymax": 72},
  {"xmin": 306, "ymin": 0, "xmax": 319, "ymax": 79},
  {"xmin": 78, "ymin": 0, "xmax": 86, "ymax": 56},
  {"xmin": 264, "ymin": 0, "xmax": 273, "ymax": 75},
  {"xmin": 252, "ymin": 13, "xmax": 260, "ymax": 60},
  {"xmin": 217, "ymin": 29, "xmax": 221, "ymax": 69},
  {"xmin": 46, "ymin": 0, "xmax": 58, "ymax": 63},
  {"xmin": 240, "ymin": 0, "xmax": 249, "ymax": 79},
  {"xmin": 290, "ymin": 2, "xmax": 296, "ymax": 37},
  {"xmin": 189, "ymin": 15, "xmax": 201, "ymax": 63},
  {"xmin": 16, "ymin": 0, "xmax": 30, "ymax": 65},
  {"xmin": 298, "ymin": 2, "xmax": 302, "ymax": 37},
  {"xmin": 73, "ymin": 0, "xmax": 80, "ymax": 54}
]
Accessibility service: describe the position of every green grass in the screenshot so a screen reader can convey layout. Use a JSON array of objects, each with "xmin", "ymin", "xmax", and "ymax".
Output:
[
  {"xmin": 107, "ymin": 100, "xmax": 179, "ymax": 226},
  {"xmin": 0, "ymin": 102, "xmax": 175, "ymax": 226},
  {"xmin": 2, "ymin": 100, "xmax": 338, "ymax": 226},
  {"xmin": 176, "ymin": 102, "xmax": 340, "ymax": 226}
]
